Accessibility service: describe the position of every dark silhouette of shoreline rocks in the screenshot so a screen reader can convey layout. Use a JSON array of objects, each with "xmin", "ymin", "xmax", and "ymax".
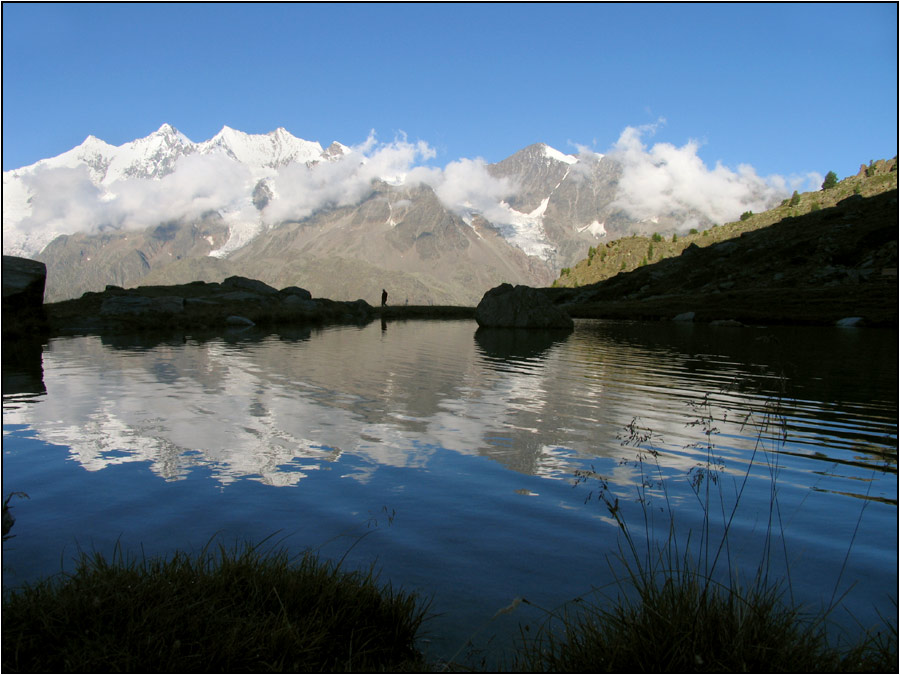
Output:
[{"xmin": 475, "ymin": 283, "xmax": 574, "ymax": 329}]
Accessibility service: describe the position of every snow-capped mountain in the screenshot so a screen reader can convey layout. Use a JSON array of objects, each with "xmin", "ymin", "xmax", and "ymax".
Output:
[
  {"xmin": 3, "ymin": 123, "xmax": 772, "ymax": 304},
  {"xmin": 6, "ymin": 123, "xmax": 333, "ymax": 186},
  {"xmin": 196, "ymin": 125, "xmax": 329, "ymax": 169},
  {"xmin": 2, "ymin": 124, "xmax": 351, "ymax": 260},
  {"xmin": 4, "ymin": 124, "xmax": 193, "ymax": 186}
]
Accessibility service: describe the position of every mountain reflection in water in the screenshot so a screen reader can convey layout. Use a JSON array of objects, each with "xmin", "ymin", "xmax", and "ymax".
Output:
[{"xmin": 2, "ymin": 319, "xmax": 896, "ymax": 663}]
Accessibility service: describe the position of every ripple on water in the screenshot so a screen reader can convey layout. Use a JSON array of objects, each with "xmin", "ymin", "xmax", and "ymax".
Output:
[{"xmin": 2, "ymin": 319, "xmax": 896, "ymax": 663}]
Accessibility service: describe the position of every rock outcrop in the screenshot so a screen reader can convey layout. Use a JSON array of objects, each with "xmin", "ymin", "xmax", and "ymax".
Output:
[
  {"xmin": 100, "ymin": 295, "xmax": 185, "ymax": 317},
  {"xmin": 475, "ymin": 283, "xmax": 574, "ymax": 329},
  {"xmin": 2, "ymin": 255, "xmax": 47, "ymax": 313},
  {"xmin": 38, "ymin": 276, "xmax": 376, "ymax": 335},
  {"xmin": 2, "ymin": 255, "xmax": 50, "ymax": 338}
]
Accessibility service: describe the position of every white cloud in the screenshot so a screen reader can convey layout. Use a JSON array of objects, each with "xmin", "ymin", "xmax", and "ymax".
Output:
[
  {"xmin": 10, "ymin": 153, "xmax": 254, "ymax": 245},
  {"xmin": 408, "ymin": 157, "xmax": 518, "ymax": 221},
  {"xmin": 4, "ymin": 133, "xmax": 441, "ymax": 255},
  {"xmin": 262, "ymin": 133, "xmax": 436, "ymax": 224},
  {"xmin": 2, "ymin": 131, "xmax": 526, "ymax": 251},
  {"xmin": 3, "ymin": 123, "xmax": 824, "ymax": 259},
  {"xmin": 108, "ymin": 153, "xmax": 254, "ymax": 229},
  {"xmin": 406, "ymin": 159, "xmax": 562, "ymax": 257},
  {"xmin": 18, "ymin": 166, "xmax": 108, "ymax": 236},
  {"xmin": 608, "ymin": 121, "xmax": 791, "ymax": 228}
]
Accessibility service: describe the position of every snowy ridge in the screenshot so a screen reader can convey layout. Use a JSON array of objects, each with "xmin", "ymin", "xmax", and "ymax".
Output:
[
  {"xmin": 2, "ymin": 124, "xmax": 345, "ymax": 257},
  {"xmin": 6, "ymin": 123, "xmax": 332, "ymax": 186},
  {"xmin": 542, "ymin": 144, "xmax": 577, "ymax": 165},
  {"xmin": 102, "ymin": 123, "xmax": 195, "ymax": 182},
  {"xmin": 2, "ymin": 126, "xmax": 603, "ymax": 263},
  {"xmin": 5, "ymin": 135, "xmax": 118, "ymax": 185},
  {"xmin": 197, "ymin": 126, "xmax": 324, "ymax": 169}
]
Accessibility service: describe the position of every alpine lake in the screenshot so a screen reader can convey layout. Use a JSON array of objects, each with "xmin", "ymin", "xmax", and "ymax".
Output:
[{"xmin": 2, "ymin": 317, "xmax": 896, "ymax": 667}]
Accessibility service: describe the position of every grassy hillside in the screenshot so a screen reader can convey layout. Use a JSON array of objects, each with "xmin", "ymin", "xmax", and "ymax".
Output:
[
  {"xmin": 553, "ymin": 158, "xmax": 897, "ymax": 289},
  {"xmin": 544, "ymin": 179, "xmax": 897, "ymax": 326}
]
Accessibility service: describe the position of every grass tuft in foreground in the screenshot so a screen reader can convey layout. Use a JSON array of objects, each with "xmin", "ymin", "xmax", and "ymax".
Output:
[
  {"xmin": 514, "ymin": 549, "xmax": 897, "ymax": 673},
  {"xmin": 2, "ymin": 539, "xmax": 429, "ymax": 673},
  {"xmin": 514, "ymin": 386, "xmax": 897, "ymax": 673}
]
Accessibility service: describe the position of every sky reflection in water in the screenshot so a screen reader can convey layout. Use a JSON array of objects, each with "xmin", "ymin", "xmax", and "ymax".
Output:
[{"xmin": 2, "ymin": 319, "xmax": 896, "ymax": 663}]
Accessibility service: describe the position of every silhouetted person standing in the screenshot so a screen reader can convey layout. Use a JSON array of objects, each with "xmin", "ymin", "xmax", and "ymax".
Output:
[{"xmin": 381, "ymin": 289, "xmax": 388, "ymax": 307}]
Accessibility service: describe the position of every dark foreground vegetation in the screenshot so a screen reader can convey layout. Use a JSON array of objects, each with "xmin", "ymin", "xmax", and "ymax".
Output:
[
  {"xmin": 1, "ymin": 541, "xmax": 428, "ymax": 673},
  {"xmin": 3, "ymin": 526, "xmax": 895, "ymax": 673},
  {"xmin": 508, "ymin": 395, "xmax": 898, "ymax": 674},
  {"xmin": 514, "ymin": 545, "xmax": 897, "ymax": 673}
]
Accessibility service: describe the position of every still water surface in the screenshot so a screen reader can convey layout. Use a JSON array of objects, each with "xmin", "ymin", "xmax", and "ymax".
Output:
[{"xmin": 3, "ymin": 319, "xmax": 897, "ymax": 665}]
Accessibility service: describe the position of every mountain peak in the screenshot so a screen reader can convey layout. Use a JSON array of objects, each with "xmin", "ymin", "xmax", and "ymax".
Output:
[
  {"xmin": 144, "ymin": 123, "xmax": 192, "ymax": 148},
  {"xmin": 541, "ymin": 143, "xmax": 577, "ymax": 165},
  {"xmin": 323, "ymin": 141, "xmax": 350, "ymax": 159},
  {"xmin": 501, "ymin": 142, "xmax": 577, "ymax": 166},
  {"xmin": 155, "ymin": 123, "xmax": 188, "ymax": 139},
  {"xmin": 81, "ymin": 134, "xmax": 114, "ymax": 150},
  {"xmin": 196, "ymin": 126, "xmax": 324, "ymax": 169},
  {"xmin": 214, "ymin": 125, "xmax": 241, "ymax": 138}
]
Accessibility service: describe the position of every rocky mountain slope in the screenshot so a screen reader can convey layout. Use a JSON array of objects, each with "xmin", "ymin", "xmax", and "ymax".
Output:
[
  {"xmin": 3, "ymin": 125, "xmax": 784, "ymax": 305},
  {"xmin": 548, "ymin": 164, "xmax": 898, "ymax": 326},
  {"xmin": 553, "ymin": 158, "xmax": 898, "ymax": 290}
]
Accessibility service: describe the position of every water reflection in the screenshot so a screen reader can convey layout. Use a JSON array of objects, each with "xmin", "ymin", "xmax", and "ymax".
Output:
[
  {"xmin": 2, "ymin": 337, "xmax": 46, "ymax": 405},
  {"xmin": 2, "ymin": 321, "xmax": 896, "ymax": 501},
  {"xmin": 474, "ymin": 327, "xmax": 572, "ymax": 362},
  {"xmin": 3, "ymin": 319, "xmax": 896, "ymax": 663}
]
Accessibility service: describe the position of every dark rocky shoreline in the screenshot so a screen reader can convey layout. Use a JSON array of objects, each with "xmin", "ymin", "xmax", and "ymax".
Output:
[{"xmin": 2, "ymin": 273, "xmax": 476, "ymax": 341}]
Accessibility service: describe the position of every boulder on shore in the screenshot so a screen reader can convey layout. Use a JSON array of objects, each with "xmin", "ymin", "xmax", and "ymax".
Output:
[
  {"xmin": 475, "ymin": 283, "xmax": 574, "ymax": 329},
  {"xmin": 222, "ymin": 276, "xmax": 280, "ymax": 296},
  {"xmin": 2, "ymin": 255, "xmax": 47, "ymax": 313}
]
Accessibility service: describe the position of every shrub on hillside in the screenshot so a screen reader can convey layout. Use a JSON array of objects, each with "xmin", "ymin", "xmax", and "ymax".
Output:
[{"xmin": 822, "ymin": 171, "xmax": 838, "ymax": 190}]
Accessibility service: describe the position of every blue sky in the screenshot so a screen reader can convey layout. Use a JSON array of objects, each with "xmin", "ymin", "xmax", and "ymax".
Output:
[{"xmin": 2, "ymin": 2, "xmax": 897, "ymax": 179}]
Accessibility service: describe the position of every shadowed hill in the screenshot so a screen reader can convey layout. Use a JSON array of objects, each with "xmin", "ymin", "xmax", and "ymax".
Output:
[
  {"xmin": 547, "ymin": 184, "xmax": 898, "ymax": 326},
  {"xmin": 553, "ymin": 158, "xmax": 897, "ymax": 290}
]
